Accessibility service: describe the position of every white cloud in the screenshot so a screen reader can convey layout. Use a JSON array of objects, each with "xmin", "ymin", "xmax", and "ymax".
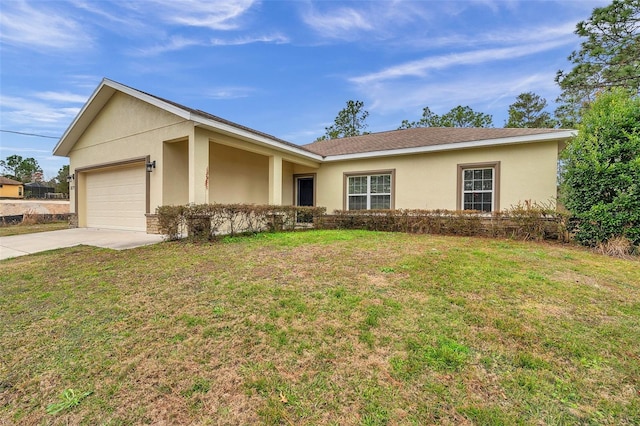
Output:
[
  {"xmin": 0, "ymin": 0, "xmax": 92, "ymax": 50},
  {"xmin": 137, "ymin": 36, "xmax": 206, "ymax": 56},
  {"xmin": 350, "ymin": 40, "xmax": 571, "ymax": 85},
  {"xmin": 34, "ymin": 92, "xmax": 88, "ymax": 104},
  {"xmin": 210, "ymin": 33, "xmax": 289, "ymax": 46},
  {"xmin": 148, "ymin": 0, "xmax": 257, "ymax": 30},
  {"xmin": 0, "ymin": 95, "xmax": 80, "ymax": 127},
  {"xmin": 302, "ymin": 6, "xmax": 373, "ymax": 38},
  {"xmin": 360, "ymin": 70, "xmax": 561, "ymax": 119},
  {"xmin": 206, "ymin": 87, "xmax": 256, "ymax": 99}
]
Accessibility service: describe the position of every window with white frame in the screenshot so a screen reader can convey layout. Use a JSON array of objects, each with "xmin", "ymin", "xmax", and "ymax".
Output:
[
  {"xmin": 462, "ymin": 168, "xmax": 494, "ymax": 212},
  {"xmin": 347, "ymin": 173, "xmax": 392, "ymax": 210}
]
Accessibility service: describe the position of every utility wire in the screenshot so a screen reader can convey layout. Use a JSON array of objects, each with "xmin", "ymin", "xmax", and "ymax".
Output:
[{"xmin": 0, "ymin": 129, "xmax": 59, "ymax": 139}]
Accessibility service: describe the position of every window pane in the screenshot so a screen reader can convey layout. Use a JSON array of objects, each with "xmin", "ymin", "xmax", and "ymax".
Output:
[
  {"xmin": 370, "ymin": 175, "xmax": 391, "ymax": 194},
  {"xmin": 348, "ymin": 176, "xmax": 367, "ymax": 194},
  {"xmin": 462, "ymin": 167, "xmax": 494, "ymax": 212},
  {"xmin": 348, "ymin": 195, "xmax": 367, "ymax": 210},
  {"xmin": 371, "ymin": 195, "xmax": 390, "ymax": 209}
]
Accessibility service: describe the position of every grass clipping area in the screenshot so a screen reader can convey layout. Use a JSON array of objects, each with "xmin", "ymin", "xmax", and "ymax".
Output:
[{"xmin": 1, "ymin": 230, "xmax": 639, "ymax": 425}]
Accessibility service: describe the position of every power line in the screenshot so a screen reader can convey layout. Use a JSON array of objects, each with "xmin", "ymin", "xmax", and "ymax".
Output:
[{"xmin": 0, "ymin": 129, "xmax": 59, "ymax": 139}]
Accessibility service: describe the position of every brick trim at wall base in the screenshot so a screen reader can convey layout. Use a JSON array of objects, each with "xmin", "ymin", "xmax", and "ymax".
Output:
[
  {"xmin": 69, "ymin": 213, "xmax": 78, "ymax": 228},
  {"xmin": 146, "ymin": 214, "xmax": 160, "ymax": 234}
]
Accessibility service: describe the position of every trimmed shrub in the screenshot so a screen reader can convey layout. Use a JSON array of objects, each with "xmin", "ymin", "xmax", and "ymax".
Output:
[
  {"xmin": 320, "ymin": 205, "xmax": 567, "ymax": 242},
  {"xmin": 156, "ymin": 203, "xmax": 326, "ymax": 241}
]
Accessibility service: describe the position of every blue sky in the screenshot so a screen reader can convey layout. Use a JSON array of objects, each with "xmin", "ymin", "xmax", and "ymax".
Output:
[{"xmin": 0, "ymin": 0, "xmax": 608, "ymax": 179}]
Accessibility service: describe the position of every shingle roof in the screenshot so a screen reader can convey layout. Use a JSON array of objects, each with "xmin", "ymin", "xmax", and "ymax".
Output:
[
  {"xmin": 0, "ymin": 176, "xmax": 23, "ymax": 185},
  {"xmin": 128, "ymin": 84, "xmax": 306, "ymax": 152},
  {"xmin": 302, "ymin": 127, "xmax": 572, "ymax": 157}
]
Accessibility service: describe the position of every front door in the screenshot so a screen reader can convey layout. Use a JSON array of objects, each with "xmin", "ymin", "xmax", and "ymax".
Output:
[
  {"xmin": 296, "ymin": 177, "xmax": 314, "ymax": 207},
  {"xmin": 295, "ymin": 176, "xmax": 315, "ymax": 224}
]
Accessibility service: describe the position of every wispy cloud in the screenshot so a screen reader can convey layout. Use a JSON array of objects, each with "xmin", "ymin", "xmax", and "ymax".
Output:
[
  {"xmin": 302, "ymin": 6, "xmax": 373, "ymax": 38},
  {"xmin": 0, "ymin": 95, "xmax": 80, "ymax": 126},
  {"xmin": 361, "ymin": 70, "xmax": 560, "ymax": 118},
  {"xmin": 34, "ymin": 92, "xmax": 89, "ymax": 104},
  {"xmin": 0, "ymin": 0, "xmax": 92, "ymax": 50},
  {"xmin": 210, "ymin": 33, "xmax": 289, "ymax": 46},
  {"xmin": 148, "ymin": 0, "xmax": 257, "ymax": 30},
  {"xmin": 350, "ymin": 40, "xmax": 571, "ymax": 85},
  {"xmin": 206, "ymin": 87, "xmax": 256, "ymax": 100},
  {"xmin": 137, "ymin": 36, "xmax": 206, "ymax": 56},
  {"xmin": 137, "ymin": 32, "xmax": 289, "ymax": 56}
]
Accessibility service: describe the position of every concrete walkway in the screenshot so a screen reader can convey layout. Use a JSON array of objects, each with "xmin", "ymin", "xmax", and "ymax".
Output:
[{"xmin": 0, "ymin": 228, "xmax": 165, "ymax": 261}]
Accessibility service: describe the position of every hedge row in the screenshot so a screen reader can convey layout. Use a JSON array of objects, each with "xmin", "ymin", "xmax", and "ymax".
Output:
[
  {"xmin": 157, "ymin": 202, "xmax": 568, "ymax": 242},
  {"xmin": 317, "ymin": 203, "xmax": 569, "ymax": 241},
  {"xmin": 156, "ymin": 203, "xmax": 326, "ymax": 240}
]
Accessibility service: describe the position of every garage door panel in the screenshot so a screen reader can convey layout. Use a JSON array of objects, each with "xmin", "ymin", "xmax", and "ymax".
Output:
[{"xmin": 85, "ymin": 165, "xmax": 146, "ymax": 231}]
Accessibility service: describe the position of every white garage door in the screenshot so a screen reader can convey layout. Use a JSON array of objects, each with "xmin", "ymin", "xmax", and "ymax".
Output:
[{"xmin": 85, "ymin": 164, "xmax": 146, "ymax": 231}]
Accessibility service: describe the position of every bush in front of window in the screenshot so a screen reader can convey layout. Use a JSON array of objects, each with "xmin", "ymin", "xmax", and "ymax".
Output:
[{"xmin": 322, "ymin": 206, "xmax": 566, "ymax": 241}]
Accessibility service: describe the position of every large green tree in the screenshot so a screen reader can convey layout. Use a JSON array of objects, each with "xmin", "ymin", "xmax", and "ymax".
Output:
[
  {"xmin": 555, "ymin": 0, "xmax": 640, "ymax": 128},
  {"xmin": 52, "ymin": 164, "xmax": 70, "ymax": 194},
  {"xmin": 0, "ymin": 155, "xmax": 42, "ymax": 182},
  {"xmin": 561, "ymin": 88, "xmax": 640, "ymax": 248},
  {"xmin": 316, "ymin": 100, "xmax": 369, "ymax": 141},
  {"xmin": 399, "ymin": 105, "xmax": 493, "ymax": 129},
  {"xmin": 505, "ymin": 92, "xmax": 557, "ymax": 128}
]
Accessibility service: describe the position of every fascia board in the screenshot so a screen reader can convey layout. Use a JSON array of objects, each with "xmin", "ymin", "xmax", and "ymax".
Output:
[
  {"xmin": 194, "ymin": 117, "xmax": 324, "ymax": 162},
  {"xmin": 321, "ymin": 130, "xmax": 577, "ymax": 162},
  {"xmin": 53, "ymin": 80, "xmax": 113, "ymax": 157}
]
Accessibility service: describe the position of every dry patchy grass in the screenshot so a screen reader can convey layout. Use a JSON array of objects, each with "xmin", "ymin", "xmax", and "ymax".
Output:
[
  {"xmin": 0, "ymin": 221, "xmax": 69, "ymax": 237},
  {"xmin": 1, "ymin": 230, "xmax": 639, "ymax": 425}
]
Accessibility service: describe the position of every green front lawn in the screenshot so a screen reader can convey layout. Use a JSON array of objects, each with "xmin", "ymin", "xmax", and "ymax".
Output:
[{"xmin": 1, "ymin": 230, "xmax": 638, "ymax": 425}]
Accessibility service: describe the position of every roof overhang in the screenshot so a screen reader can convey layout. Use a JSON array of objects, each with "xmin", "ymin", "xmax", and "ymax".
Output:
[
  {"xmin": 193, "ymin": 117, "xmax": 322, "ymax": 161},
  {"xmin": 53, "ymin": 78, "xmax": 323, "ymax": 162},
  {"xmin": 321, "ymin": 130, "xmax": 577, "ymax": 162}
]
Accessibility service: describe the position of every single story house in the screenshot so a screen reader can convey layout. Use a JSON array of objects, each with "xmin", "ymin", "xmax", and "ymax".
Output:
[
  {"xmin": 53, "ymin": 79, "xmax": 575, "ymax": 233},
  {"xmin": 0, "ymin": 176, "xmax": 24, "ymax": 199}
]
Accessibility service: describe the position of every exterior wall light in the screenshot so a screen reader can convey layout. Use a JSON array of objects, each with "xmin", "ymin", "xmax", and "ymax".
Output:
[
  {"xmin": 66, "ymin": 173, "xmax": 75, "ymax": 183},
  {"xmin": 146, "ymin": 160, "xmax": 156, "ymax": 173}
]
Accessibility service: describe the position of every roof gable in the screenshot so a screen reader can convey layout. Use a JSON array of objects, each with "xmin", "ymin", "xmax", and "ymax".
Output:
[{"xmin": 53, "ymin": 78, "xmax": 322, "ymax": 161}]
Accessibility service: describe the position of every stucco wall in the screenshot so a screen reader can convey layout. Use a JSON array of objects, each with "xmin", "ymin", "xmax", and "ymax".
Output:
[
  {"xmin": 209, "ymin": 142, "xmax": 270, "ymax": 204},
  {"xmin": 69, "ymin": 92, "xmax": 194, "ymax": 214},
  {"xmin": 0, "ymin": 185, "xmax": 23, "ymax": 199},
  {"xmin": 315, "ymin": 141, "xmax": 559, "ymax": 213}
]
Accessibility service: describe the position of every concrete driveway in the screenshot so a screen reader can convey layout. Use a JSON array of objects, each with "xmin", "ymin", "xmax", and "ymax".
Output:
[{"xmin": 0, "ymin": 228, "xmax": 165, "ymax": 261}]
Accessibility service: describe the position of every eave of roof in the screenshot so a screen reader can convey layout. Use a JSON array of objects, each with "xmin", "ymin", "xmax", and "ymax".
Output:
[
  {"xmin": 319, "ymin": 130, "xmax": 577, "ymax": 162},
  {"xmin": 303, "ymin": 127, "xmax": 576, "ymax": 159},
  {"xmin": 0, "ymin": 176, "xmax": 23, "ymax": 185},
  {"xmin": 53, "ymin": 78, "xmax": 323, "ymax": 162}
]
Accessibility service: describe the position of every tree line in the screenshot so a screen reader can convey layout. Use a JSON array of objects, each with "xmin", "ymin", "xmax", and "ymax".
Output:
[{"xmin": 0, "ymin": 155, "xmax": 69, "ymax": 194}]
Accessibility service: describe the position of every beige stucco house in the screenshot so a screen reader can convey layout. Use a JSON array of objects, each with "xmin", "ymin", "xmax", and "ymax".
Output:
[
  {"xmin": 0, "ymin": 177, "xmax": 24, "ymax": 199},
  {"xmin": 53, "ymin": 79, "xmax": 575, "ymax": 233}
]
